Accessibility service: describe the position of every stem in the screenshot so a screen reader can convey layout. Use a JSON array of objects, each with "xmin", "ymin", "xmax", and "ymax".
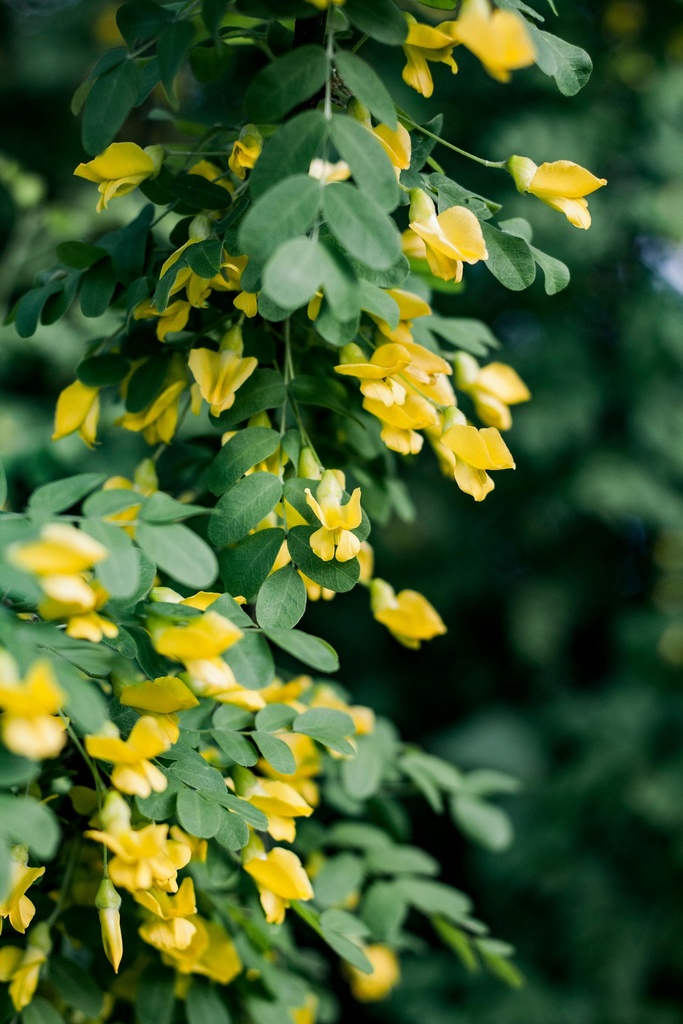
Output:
[
  {"xmin": 396, "ymin": 106, "xmax": 506, "ymax": 169},
  {"xmin": 351, "ymin": 33, "xmax": 369, "ymax": 55},
  {"xmin": 324, "ymin": 10, "xmax": 335, "ymax": 123}
]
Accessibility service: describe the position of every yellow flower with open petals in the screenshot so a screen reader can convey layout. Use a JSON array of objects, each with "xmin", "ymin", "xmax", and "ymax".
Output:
[
  {"xmin": 236, "ymin": 770, "xmax": 313, "ymax": 843},
  {"xmin": 136, "ymin": 877, "xmax": 198, "ymax": 951},
  {"xmin": 507, "ymin": 155, "xmax": 607, "ymax": 229},
  {"xmin": 364, "ymin": 393, "xmax": 440, "ymax": 456},
  {"xmin": 370, "ymin": 579, "xmax": 446, "ymax": 649},
  {"xmin": 134, "ymin": 297, "xmax": 192, "ymax": 342},
  {"xmin": 52, "ymin": 379, "xmax": 99, "ymax": 448},
  {"xmin": 0, "ymin": 848, "xmax": 44, "ymax": 936},
  {"xmin": 188, "ymin": 325, "xmax": 258, "ymax": 417},
  {"xmin": 402, "ymin": 14, "xmax": 459, "ymax": 98},
  {"xmin": 435, "ymin": 406, "xmax": 515, "ymax": 500},
  {"xmin": 151, "ymin": 610, "xmax": 243, "ymax": 662},
  {"xmin": 0, "ymin": 659, "xmax": 66, "ymax": 760},
  {"xmin": 10, "ymin": 523, "xmax": 106, "ymax": 577},
  {"xmin": 74, "ymin": 142, "xmax": 162, "ymax": 212},
  {"xmin": 455, "ymin": 0, "xmax": 535, "ymax": 82},
  {"xmin": 454, "ymin": 353, "xmax": 530, "ymax": 430},
  {"xmin": 372, "ymin": 123, "xmax": 411, "ymax": 177},
  {"xmin": 243, "ymin": 835, "xmax": 313, "ymax": 924},
  {"xmin": 160, "ymin": 915, "xmax": 241, "ymax": 983},
  {"xmin": 229, "ymin": 126, "xmax": 262, "ymax": 180},
  {"xmin": 119, "ymin": 676, "xmax": 199, "ymax": 744},
  {"xmin": 346, "ymin": 944, "xmax": 400, "ymax": 1002},
  {"xmin": 409, "ymin": 189, "xmax": 488, "ymax": 283},
  {"xmin": 0, "ymin": 924, "xmax": 50, "ymax": 1011},
  {"xmin": 86, "ymin": 716, "xmax": 170, "ymax": 798},
  {"xmin": 86, "ymin": 791, "xmax": 190, "ymax": 893},
  {"xmin": 335, "ymin": 343, "xmax": 412, "ymax": 408},
  {"xmin": 370, "ymin": 289, "xmax": 431, "ymax": 347},
  {"xmin": 305, "ymin": 470, "xmax": 362, "ymax": 563},
  {"xmin": 117, "ymin": 355, "xmax": 186, "ymax": 445}
]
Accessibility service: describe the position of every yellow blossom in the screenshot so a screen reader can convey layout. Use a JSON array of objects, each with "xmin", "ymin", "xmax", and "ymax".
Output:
[
  {"xmin": 243, "ymin": 835, "xmax": 314, "ymax": 924},
  {"xmin": 370, "ymin": 578, "xmax": 446, "ymax": 649},
  {"xmin": 117, "ymin": 355, "xmax": 186, "ymax": 445},
  {"xmin": 336, "ymin": 343, "xmax": 412, "ymax": 408},
  {"xmin": 228, "ymin": 126, "xmax": 263, "ymax": 180},
  {"xmin": 372, "ymin": 124, "xmax": 411, "ymax": 177},
  {"xmin": 435, "ymin": 406, "xmax": 515, "ymax": 500},
  {"xmin": 235, "ymin": 769, "xmax": 313, "ymax": 843},
  {"xmin": 86, "ymin": 791, "xmax": 191, "ymax": 892},
  {"xmin": 507, "ymin": 155, "xmax": 607, "ymax": 229},
  {"xmin": 118, "ymin": 675, "xmax": 199, "ymax": 745},
  {"xmin": 74, "ymin": 142, "xmax": 162, "ymax": 213},
  {"xmin": 160, "ymin": 914, "xmax": 241, "ymax": 983},
  {"xmin": 136, "ymin": 877, "xmax": 197, "ymax": 951},
  {"xmin": 86, "ymin": 716, "xmax": 171, "ymax": 798},
  {"xmin": 96, "ymin": 878, "xmax": 123, "ymax": 973},
  {"xmin": 63, "ymin": 580, "xmax": 118, "ymax": 643},
  {"xmin": 0, "ymin": 923, "xmax": 50, "ymax": 1011},
  {"xmin": 401, "ymin": 13, "xmax": 459, "ymax": 98},
  {"xmin": 188, "ymin": 325, "xmax": 258, "ymax": 417},
  {"xmin": 364, "ymin": 393, "xmax": 440, "ymax": 456},
  {"xmin": 304, "ymin": 0, "xmax": 344, "ymax": 9},
  {"xmin": 291, "ymin": 994, "xmax": 318, "ymax": 1024},
  {"xmin": 455, "ymin": 0, "xmax": 535, "ymax": 82},
  {"xmin": 259, "ymin": 733, "xmax": 321, "ymax": 807},
  {"xmin": 300, "ymin": 573, "xmax": 336, "ymax": 602},
  {"xmin": 0, "ymin": 658, "xmax": 66, "ymax": 760},
  {"xmin": 184, "ymin": 658, "xmax": 266, "ymax": 712},
  {"xmin": 358, "ymin": 540, "xmax": 374, "ymax": 584},
  {"xmin": 151, "ymin": 610, "xmax": 243, "ymax": 662},
  {"xmin": 454, "ymin": 353, "xmax": 530, "ymax": 430},
  {"xmin": 310, "ymin": 684, "xmax": 375, "ymax": 737},
  {"xmin": 308, "ymin": 158, "xmax": 351, "ymax": 183},
  {"xmin": 346, "ymin": 944, "xmax": 400, "ymax": 1002},
  {"xmin": 234, "ymin": 290, "xmax": 258, "ymax": 317},
  {"xmin": 134, "ymin": 297, "xmax": 191, "ymax": 342},
  {"xmin": 52, "ymin": 379, "xmax": 99, "ymax": 447},
  {"xmin": 9, "ymin": 522, "xmax": 106, "ymax": 578},
  {"xmin": 169, "ymin": 827, "xmax": 207, "ymax": 863},
  {"xmin": 0, "ymin": 847, "xmax": 44, "ymax": 936},
  {"xmin": 409, "ymin": 188, "xmax": 488, "ymax": 283},
  {"xmin": 305, "ymin": 470, "xmax": 362, "ymax": 563},
  {"xmin": 370, "ymin": 289, "xmax": 431, "ymax": 346}
]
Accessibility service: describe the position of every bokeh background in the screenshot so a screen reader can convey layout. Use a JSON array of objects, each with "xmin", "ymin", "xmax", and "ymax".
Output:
[{"xmin": 3, "ymin": 1, "xmax": 683, "ymax": 1021}]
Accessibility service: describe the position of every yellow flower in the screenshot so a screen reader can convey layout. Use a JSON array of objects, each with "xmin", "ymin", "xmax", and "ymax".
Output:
[
  {"xmin": 308, "ymin": 158, "xmax": 351, "ymax": 184},
  {"xmin": 336, "ymin": 343, "xmax": 412, "ymax": 408},
  {"xmin": 63, "ymin": 580, "xmax": 118, "ymax": 643},
  {"xmin": 507, "ymin": 155, "xmax": 607, "ymax": 229},
  {"xmin": 184, "ymin": 659, "xmax": 266, "ymax": 712},
  {"xmin": 134, "ymin": 297, "xmax": 192, "ymax": 341},
  {"xmin": 401, "ymin": 13, "xmax": 459, "ymax": 98},
  {"xmin": 455, "ymin": 0, "xmax": 535, "ymax": 82},
  {"xmin": 85, "ymin": 716, "xmax": 171, "ymax": 798},
  {"xmin": 228, "ymin": 126, "xmax": 263, "ymax": 180},
  {"xmin": 136, "ymin": 877, "xmax": 198, "ymax": 951},
  {"xmin": 117, "ymin": 355, "xmax": 186, "ymax": 445},
  {"xmin": 310, "ymin": 684, "xmax": 375, "ymax": 737},
  {"xmin": 409, "ymin": 189, "xmax": 488, "ymax": 283},
  {"xmin": 86, "ymin": 791, "xmax": 191, "ymax": 893},
  {"xmin": 160, "ymin": 914, "xmax": 241, "ymax": 983},
  {"xmin": 454, "ymin": 353, "xmax": 530, "ymax": 430},
  {"xmin": 52, "ymin": 379, "xmax": 99, "ymax": 447},
  {"xmin": 435, "ymin": 405, "xmax": 515, "ymax": 500},
  {"xmin": 169, "ymin": 827, "xmax": 207, "ymax": 863},
  {"xmin": 118, "ymin": 675, "xmax": 199, "ymax": 745},
  {"xmin": 370, "ymin": 289, "xmax": 431, "ymax": 346},
  {"xmin": 364, "ymin": 393, "xmax": 440, "ymax": 456},
  {"xmin": 357, "ymin": 540, "xmax": 374, "ymax": 584},
  {"xmin": 9, "ymin": 522, "xmax": 106, "ymax": 577},
  {"xmin": 370, "ymin": 579, "xmax": 446, "ymax": 649},
  {"xmin": 235, "ymin": 770, "xmax": 313, "ymax": 843},
  {"xmin": 151, "ymin": 610, "xmax": 243, "ymax": 662},
  {"xmin": 371, "ymin": 124, "xmax": 411, "ymax": 178},
  {"xmin": 305, "ymin": 470, "xmax": 362, "ymax": 563},
  {"xmin": 234, "ymin": 290, "xmax": 258, "ymax": 317},
  {"xmin": 300, "ymin": 573, "xmax": 336, "ymax": 602},
  {"xmin": 346, "ymin": 944, "xmax": 400, "ymax": 1002},
  {"xmin": 0, "ymin": 847, "xmax": 44, "ymax": 936},
  {"xmin": 0, "ymin": 658, "xmax": 66, "ymax": 760},
  {"xmin": 243, "ymin": 835, "xmax": 314, "ymax": 924},
  {"xmin": 188, "ymin": 326, "xmax": 258, "ymax": 417},
  {"xmin": 96, "ymin": 878, "xmax": 123, "ymax": 973},
  {"xmin": 291, "ymin": 994, "xmax": 318, "ymax": 1024},
  {"xmin": 0, "ymin": 923, "xmax": 50, "ymax": 1011},
  {"xmin": 74, "ymin": 142, "xmax": 162, "ymax": 213},
  {"xmin": 304, "ymin": 0, "xmax": 344, "ymax": 8}
]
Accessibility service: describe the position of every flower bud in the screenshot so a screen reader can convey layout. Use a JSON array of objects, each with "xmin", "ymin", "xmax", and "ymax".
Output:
[
  {"xmin": 96, "ymin": 879, "xmax": 123, "ymax": 973},
  {"xmin": 298, "ymin": 447, "xmax": 323, "ymax": 480},
  {"xmin": 441, "ymin": 405, "xmax": 466, "ymax": 432},
  {"xmin": 347, "ymin": 98, "xmax": 371, "ymax": 127},
  {"xmin": 408, "ymin": 188, "xmax": 436, "ymax": 223},
  {"xmin": 143, "ymin": 145, "xmax": 165, "ymax": 177},
  {"xmin": 188, "ymin": 214, "xmax": 213, "ymax": 240},
  {"xmin": 220, "ymin": 324, "xmax": 244, "ymax": 354},
  {"xmin": 505, "ymin": 155, "xmax": 537, "ymax": 193}
]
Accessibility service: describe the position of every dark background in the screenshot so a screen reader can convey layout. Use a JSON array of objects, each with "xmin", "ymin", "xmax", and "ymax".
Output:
[{"xmin": 3, "ymin": 1, "xmax": 683, "ymax": 1021}]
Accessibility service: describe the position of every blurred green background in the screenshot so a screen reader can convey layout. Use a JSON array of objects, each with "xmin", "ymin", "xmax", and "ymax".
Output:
[{"xmin": 3, "ymin": 1, "xmax": 683, "ymax": 1021}]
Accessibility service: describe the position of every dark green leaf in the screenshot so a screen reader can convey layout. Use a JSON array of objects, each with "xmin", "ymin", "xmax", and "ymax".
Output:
[
  {"xmin": 209, "ymin": 472, "xmax": 282, "ymax": 547},
  {"xmin": 116, "ymin": 0, "xmax": 173, "ymax": 45},
  {"xmin": 158, "ymin": 21, "xmax": 196, "ymax": 101},
  {"xmin": 77, "ymin": 353, "xmax": 129, "ymax": 387},
  {"xmin": 82, "ymin": 59, "xmax": 141, "ymax": 156},
  {"xmin": 207, "ymin": 427, "xmax": 281, "ymax": 495},
  {"xmin": 323, "ymin": 183, "xmax": 401, "ymax": 270},
  {"xmin": 528, "ymin": 26, "xmax": 592, "ymax": 96},
  {"xmin": 57, "ymin": 241, "xmax": 107, "ymax": 269},
  {"xmin": 263, "ymin": 627, "xmax": 339, "ymax": 673},
  {"xmin": 211, "ymin": 368, "xmax": 286, "ymax": 428},
  {"xmin": 238, "ymin": 174, "xmax": 321, "ymax": 264},
  {"xmin": 255, "ymin": 565, "xmax": 307, "ymax": 630},
  {"xmin": 480, "ymin": 221, "xmax": 536, "ymax": 291},
  {"xmin": 81, "ymin": 519, "xmax": 140, "ymax": 599},
  {"xmin": 136, "ymin": 522, "xmax": 218, "ymax": 589},
  {"xmin": 168, "ymin": 174, "xmax": 232, "ymax": 210},
  {"xmin": 80, "ymin": 261, "xmax": 117, "ymax": 318},
  {"xmin": 28, "ymin": 473, "xmax": 106, "ymax": 514},
  {"xmin": 245, "ymin": 45, "xmax": 328, "ymax": 123},
  {"xmin": 22, "ymin": 998, "xmax": 65, "ymax": 1024},
  {"xmin": 530, "ymin": 244, "xmax": 570, "ymax": 295},
  {"xmin": 249, "ymin": 110, "xmax": 328, "ymax": 197},
  {"xmin": 287, "ymin": 526, "xmax": 360, "ymax": 593},
  {"xmin": 330, "ymin": 116, "xmax": 398, "ymax": 212},
  {"xmin": 136, "ymin": 967, "xmax": 175, "ymax": 1024},
  {"xmin": 139, "ymin": 492, "xmax": 208, "ymax": 524},
  {"xmin": 185, "ymin": 238, "xmax": 223, "ymax": 277},
  {"xmin": 219, "ymin": 527, "xmax": 284, "ymax": 601},
  {"xmin": 186, "ymin": 983, "xmax": 232, "ymax": 1024},
  {"xmin": 344, "ymin": 0, "xmax": 408, "ymax": 44},
  {"xmin": 334, "ymin": 52, "xmax": 397, "ymax": 129},
  {"xmin": 48, "ymin": 956, "xmax": 104, "ymax": 1018}
]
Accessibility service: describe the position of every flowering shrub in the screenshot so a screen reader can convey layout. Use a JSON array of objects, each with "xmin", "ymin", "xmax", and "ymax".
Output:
[{"xmin": 0, "ymin": 0, "xmax": 604, "ymax": 1020}]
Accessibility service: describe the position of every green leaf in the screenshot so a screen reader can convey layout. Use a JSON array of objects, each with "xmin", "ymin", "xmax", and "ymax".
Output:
[
  {"xmin": 202, "ymin": 0, "xmax": 228, "ymax": 37},
  {"xmin": 262, "ymin": 237, "xmax": 325, "ymax": 311},
  {"xmin": 176, "ymin": 789, "xmax": 223, "ymax": 838},
  {"xmin": 116, "ymin": 0, "xmax": 173, "ymax": 45},
  {"xmin": 416, "ymin": 0, "xmax": 456, "ymax": 7},
  {"xmin": 319, "ymin": 908, "xmax": 373, "ymax": 972},
  {"xmin": 136, "ymin": 523, "xmax": 218, "ymax": 589},
  {"xmin": 330, "ymin": 116, "xmax": 399, "ymax": 212},
  {"xmin": 82, "ymin": 59, "xmax": 141, "ymax": 156},
  {"xmin": 334, "ymin": 52, "xmax": 396, "ymax": 129},
  {"xmin": 287, "ymin": 526, "xmax": 360, "ymax": 593},
  {"xmin": 212, "ymin": 728, "xmax": 258, "ymax": 767},
  {"xmin": 362, "ymin": 880, "xmax": 408, "ymax": 942},
  {"xmin": 211, "ymin": 368, "xmax": 286, "ymax": 429},
  {"xmin": 343, "ymin": 0, "xmax": 407, "ymax": 45},
  {"xmin": 77, "ymin": 353, "xmax": 129, "ymax": 387},
  {"xmin": 432, "ymin": 917, "xmax": 480, "ymax": 973},
  {"xmin": 136, "ymin": 966, "xmax": 175, "ymax": 1024},
  {"xmin": 529, "ymin": 244, "xmax": 571, "ymax": 295},
  {"xmin": 168, "ymin": 174, "xmax": 232, "ymax": 210},
  {"xmin": 224, "ymin": 630, "xmax": 275, "ymax": 689},
  {"xmin": 323, "ymin": 183, "xmax": 401, "ymax": 271},
  {"xmin": 341, "ymin": 733, "xmax": 384, "ymax": 799},
  {"xmin": 112, "ymin": 204, "xmax": 154, "ymax": 282},
  {"xmin": 209, "ymin": 472, "xmax": 282, "ymax": 547},
  {"xmin": 213, "ymin": 812, "xmax": 250, "ymax": 851},
  {"xmin": 54, "ymin": 664, "xmax": 108, "ymax": 733},
  {"xmin": 289, "ymin": 374, "xmax": 358, "ymax": 418},
  {"xmin": 80, "ymin": 262, "xmax": 117, "ymax": 318},
  {"xmin": 0, "ymin": 795, "xmax": 60, "ymax": 859},
  {"xmin": 185, "ymin": 238, "xmax": 223, "ymax": 278},
  {"xmin": 263, "ymin": 627, "xmax": 339, "ymax": 673},
  {"xmin": 81, "ymin": 519, "xmax": 140, "ymax": 599},
  {"xmin": 81, "ymin": 489, "xmax": 141, "ymax": 518},
  {"xmin": 397, "ymin": 877, "xmax": 473, "ymax": 924},
  {"xmin": 318, "ymin": 240, "xmax": 362, "ymax": 321},
  {"xmin": 23, "ymin": 998, "xmax": 66, "ymax": 1024},
  {"xmin": 314, "ymin": 853, "xmax": 365, "ymax": 908},
  {"xmin": 207, "ymin": 427, "xmax": 281, "ymax": 495},
  {"xmin": 365, "ymin": 844, "xmax": 439, "ymax": 876},
  {"xmin": 136, "ymin": 777, "xmax": 180, "ymax": 821},
  {"xmin": 249, "ymin": 110, "xmax": 329, "ymax": 197},
  {"xmin": 252, "ymin": 731, "xmax": 297, "ymax": 774},
  {"xmin": 450, "ymin": 794, "xmax": 514, "ymax": 851},
  {"xmin": 57, "ymin": 241, "xmax": 107, "ymax": 269},
  {"xmin": 158, "ymin": 21, "xmax": 196, "ymax": 101},
  {"xmin": 125, "ymin": 355, "xmax": 170, "ymax": 413},
  {"xmin": 529, "ymin": 26, "xmax": 592, "ymax": 96},
  {"xmin": 139, "ymin": 492, "xmax": 208, "ymax": 524},
  {"xmin": 238, "ymin": 174, "xmax": 321, "ymax": 264},
  {"xmin": 48, "ymin": 956, "xmax": 104, "ymax": 1018},
  {"xmin": 245, "ymin": 45, "xmax": 328, "ymax": 123},
  {"xmin": 186, "ymin": 983, "xmax": 232, "ymax": 1024},
  {"xmin": 0, "ymin": 748, "xmax": 39, "ymax": 789},
  {"xmin": 28, "ymin": 473, "xmax": 106, "ymax": 514},
  {"xmin": 427, "ymin": 315, "xmax": 500, "ymax": 357},
  {"xmin": 221, "ymin": 792, "xmax": 268, "ymax": 830},
  {"xmin": 359, "ymin": 280, "xmax": 400, "ymax": 329},
  {"xmin": 0, "ymin": 459, "xmax": 6, "ymax": 509},
  {"xmin": 12, "ymin": 282, "xmax": 61, "ymax": 338},
  {"xmin": 293, "ymin": 707, "xmax": 354, "ymax": 754},
  {"xmin": 255, "ymin": 565, "xmax": 306, "ymax": 630},
  {"xmin": 255, "ymin": 703, "xmax": 297, "ymax": 732},
  {"xmin": 476, "ymin": 938, "xmax": 525, "ymax": 988},
  {"xmin": 480, "ymin": 221, "xmax": 536, "ymax": 291},
  {"xmin": 219, "ymin": 527, "xmax": 284, "ymax": 601}
]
